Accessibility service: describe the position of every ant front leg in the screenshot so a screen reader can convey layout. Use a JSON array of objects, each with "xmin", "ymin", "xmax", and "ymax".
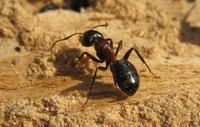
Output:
[
  {"xmin": 84, "ymin": 62, "xmax": 110, "ymax": 105},
  {"xmin": 123, "ymin": 47, "xmax": 157, "ymax": 77},
  {"xmin": 71, "ymin": 52, "xmax": 105, "ymax": 67}
]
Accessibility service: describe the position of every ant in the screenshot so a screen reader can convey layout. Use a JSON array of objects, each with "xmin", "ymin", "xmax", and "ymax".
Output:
[{"xmin": 51, "ymin": 23, "xmax": 157, "ymax": 111}]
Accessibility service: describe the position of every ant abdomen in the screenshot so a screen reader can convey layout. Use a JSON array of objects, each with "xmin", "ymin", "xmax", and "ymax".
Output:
[{"xmin": 111, "ymin": 59, "xmax": 140, "ymax": 96}]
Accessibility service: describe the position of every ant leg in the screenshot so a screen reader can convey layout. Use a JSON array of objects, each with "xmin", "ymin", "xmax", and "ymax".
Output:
[
  {"xmin": 72, "ymin": 52, "xmax": 104, "ymax": 67},
  {"xmin": 84, "ymin": 62, "xmax": 110, "ymax": 105},
  {"xmin": 106, "ymin": 38, "xmax": 113, "ymax": 49},
  {"xmin": 112, "ymin": 70, "xmax": 126, "ymax": 112},
  {"xmin": 115, "ymin": 40, "xmax": 122, "ymax": 57},
  {"xmin": 123, "ymin": 48, "xmax": 157, "ymax": 77},
  {"xmin": 107, "ymin": 39, "xmax": 122, "ymax": 56}
]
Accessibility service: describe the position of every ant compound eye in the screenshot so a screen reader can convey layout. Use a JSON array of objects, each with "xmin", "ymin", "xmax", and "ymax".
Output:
[{"xmin": 82, "ymin": 30, "xmax": 103, "ymax": 47}]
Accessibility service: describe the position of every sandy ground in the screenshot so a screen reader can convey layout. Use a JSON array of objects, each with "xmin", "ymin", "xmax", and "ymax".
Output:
[{"xmin": 0, "ymin": 0, "xmax": 200, "ymax": 126}]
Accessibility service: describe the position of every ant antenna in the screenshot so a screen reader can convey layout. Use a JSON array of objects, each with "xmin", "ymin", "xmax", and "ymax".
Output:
[
  {"xmin": 51, "ymin": 33, "xmax": 83, "ymax": 53},
  {"xmin": 91, "ymin": 22, "xmax": 108, "ymax": 30}
]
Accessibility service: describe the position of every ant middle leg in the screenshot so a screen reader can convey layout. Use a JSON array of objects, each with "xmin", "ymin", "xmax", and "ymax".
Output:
[
  {"xmin": 106, "ymin": 39, "xmax": 122, "ymax": 56},
  {"xmin": 106, "ymin": 38, "xmax": 113, "ymax": 49},
  {"xmin": 72, "ymin": 52, "xmax": 105, "ymax": 66},
  {"xmin": 84, "ymin": 61, "xmax": 110, "ymax": 105},
  {"xmin": 115, "ymin": 40, "xmax": 122, "ymax": 57},
  {"xmin": 123, "ymin": 47, "xmax": 157, "ymax": 77}
]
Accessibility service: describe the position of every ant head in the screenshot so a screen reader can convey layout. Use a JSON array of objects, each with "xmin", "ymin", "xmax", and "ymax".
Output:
[
  {"xmin": 51, "ymin": 23, "xmax": 108, "ymax": 53},
  {"xmin": 81, "ymin": 30, "xmax": 103, "ymax": 47},
  {"xmin": 81, "ymin": 23, "xmax": 108, "ymax": 46}
]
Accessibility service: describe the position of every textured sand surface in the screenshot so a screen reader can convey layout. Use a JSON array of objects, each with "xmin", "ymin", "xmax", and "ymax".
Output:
[{"xmin": 0, "ymin": 0, "xmax": 200, "ymax": 126}]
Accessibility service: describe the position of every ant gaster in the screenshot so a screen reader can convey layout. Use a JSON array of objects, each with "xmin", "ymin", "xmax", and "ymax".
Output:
[{"xmin": 51, "ymin": 23, "xmax": 157, "ymax": 111}]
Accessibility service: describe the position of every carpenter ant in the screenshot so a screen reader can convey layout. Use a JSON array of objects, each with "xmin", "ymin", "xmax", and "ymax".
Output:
[{"xmin": 51, "ymin": 23, "xmax": 157, "ymax": 111}]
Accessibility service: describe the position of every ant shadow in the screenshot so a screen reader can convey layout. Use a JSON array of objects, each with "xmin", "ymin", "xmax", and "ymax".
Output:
[
  {"xmin": 52, "ymin": 46, "xmax": 128, "ymax": 102},
  {"xmin": 179, "ymin": 4, "xmax": 200, "ymax": 46},
  {"xmin": 60, "ymin": 75, "xmax": 128, "ymax": 102}
]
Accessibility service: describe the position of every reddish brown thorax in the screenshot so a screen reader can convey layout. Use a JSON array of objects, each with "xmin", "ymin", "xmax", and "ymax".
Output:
[{"xmin": 94, "ymin": 38, "xmax": 116, "ymax": 63}]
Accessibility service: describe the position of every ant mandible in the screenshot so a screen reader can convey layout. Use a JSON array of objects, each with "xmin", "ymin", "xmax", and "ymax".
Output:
[{"xmin": 51, "ymin": 23, "xmax": 157, "ymax": 111}]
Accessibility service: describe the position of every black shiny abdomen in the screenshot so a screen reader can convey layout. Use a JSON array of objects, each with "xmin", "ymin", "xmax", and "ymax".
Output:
[{"xmin": 111, "ymin": 59, "xmax": 139, "ymax": 96}]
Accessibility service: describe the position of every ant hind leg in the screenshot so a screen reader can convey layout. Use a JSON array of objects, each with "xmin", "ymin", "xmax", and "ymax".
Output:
[{"xmin": 123, "ymin": 47, "xmax": 158, "ymax": 77}]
